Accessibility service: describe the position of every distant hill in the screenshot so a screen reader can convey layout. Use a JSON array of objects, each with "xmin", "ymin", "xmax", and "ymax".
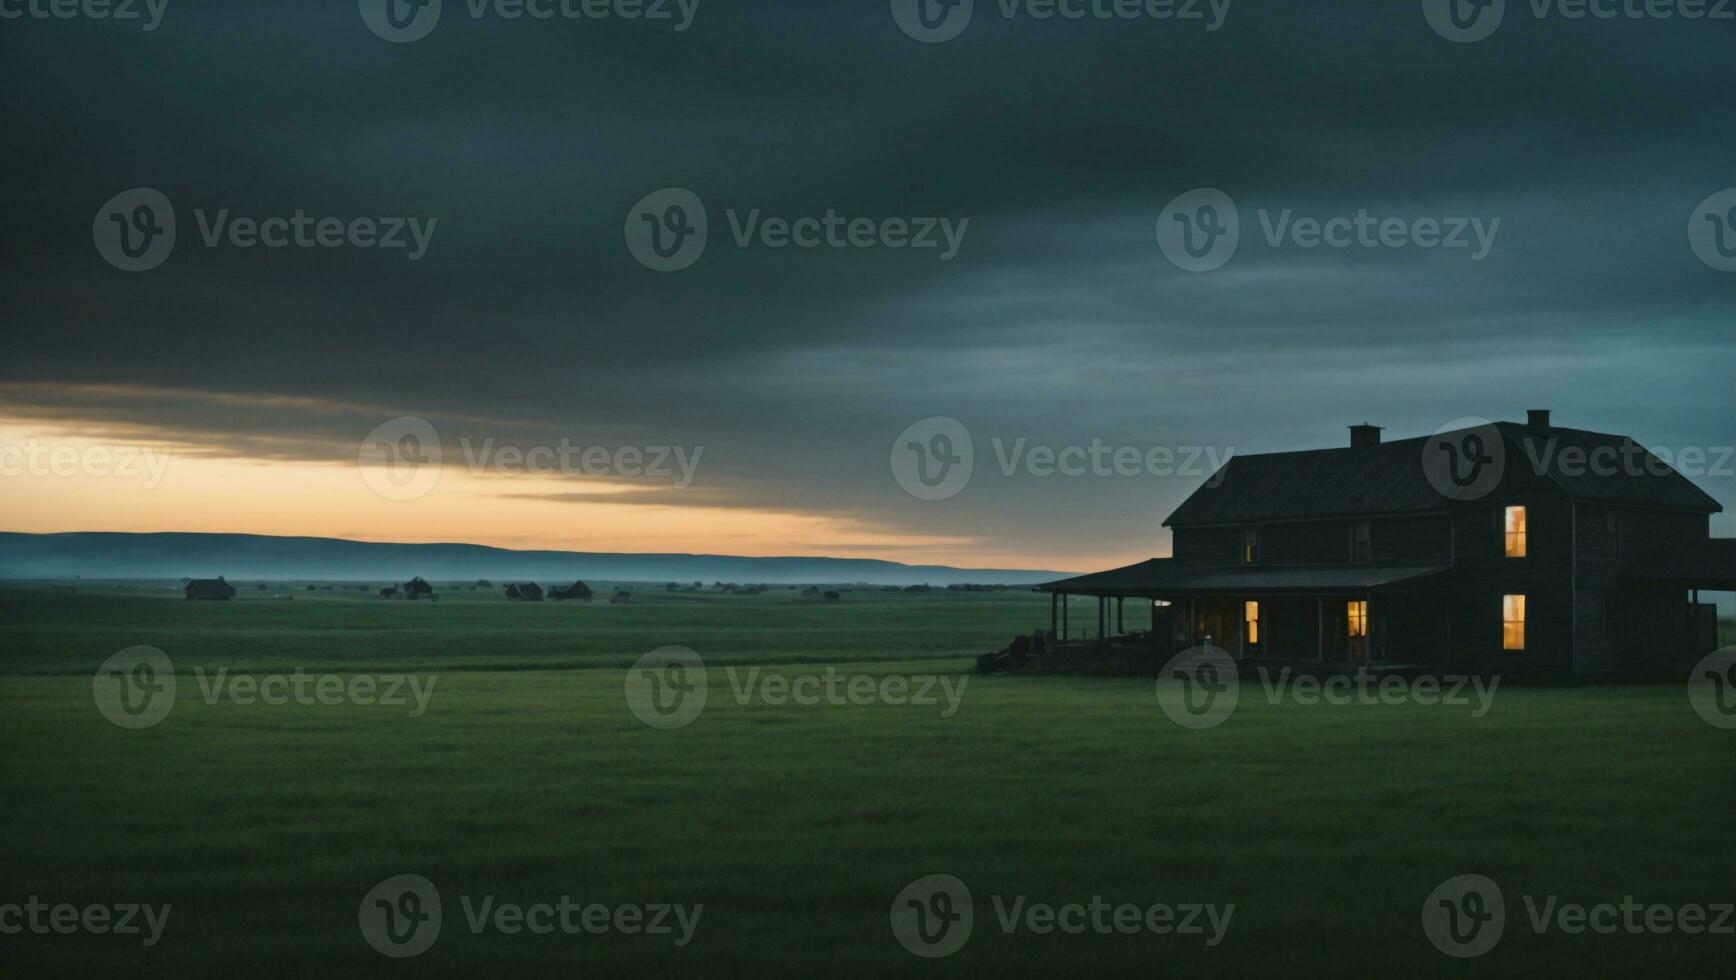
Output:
[{"xmin": 0, "ymin": 532, "xmax": 1074, "ymax": 586}]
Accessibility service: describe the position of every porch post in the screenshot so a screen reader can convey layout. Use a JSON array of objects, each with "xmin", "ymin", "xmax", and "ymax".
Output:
[
  {"xmin": 1366, "ymin": 591, "xmax": 1374, "ymax": 664},
  {"xmin": 1237, "ymin": 595, "xmax": 1245, "ymax": 658},
  {"xmin": 1117, "ymin": 597, "xmax": 1124, "ymax": 635},
  {"xmin": 1062, "ymin": 593, "xmax": 1069, "ymax": 639},
  {"xmin": 1316, "ymin": 595, "xmax": 1324, "ymax": 662},
  {"xmin": 1050, "ymin": 591, "xmax": 1057, "ymax": 638}
]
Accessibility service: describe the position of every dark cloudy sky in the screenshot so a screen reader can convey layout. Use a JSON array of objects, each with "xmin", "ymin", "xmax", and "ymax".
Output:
[{"xmin": 1, "ymin": 1, "xmax": 1732, "ymax": 568}]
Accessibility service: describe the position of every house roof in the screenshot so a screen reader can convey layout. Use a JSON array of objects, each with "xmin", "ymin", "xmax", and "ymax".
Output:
[
  {"xmin": 1037, "ymin": 559, "xmax": 1452, "ymax": 595},
  {"xmin": 185, "ymin": 578, "xmax": 234, "ymax": 596},
  {"xmin": 1166, "ymin": 421, "xmax": 1722, "ymax": 526}
]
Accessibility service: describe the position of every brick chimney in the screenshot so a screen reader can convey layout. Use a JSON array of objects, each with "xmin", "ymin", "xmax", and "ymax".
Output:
[
  {"xmin": 1527, "ymin": 409, "xmax": 1551, "ymax": 428},
  {"xmin": 1349, "ymin": 423, "xmax": 1383, "ymax": 448}
]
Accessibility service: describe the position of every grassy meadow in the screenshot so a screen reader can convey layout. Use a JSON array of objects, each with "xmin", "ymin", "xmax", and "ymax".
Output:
[{"xmin": 0, "ymin": 584, "xmax": 1731, "ymax": 977}]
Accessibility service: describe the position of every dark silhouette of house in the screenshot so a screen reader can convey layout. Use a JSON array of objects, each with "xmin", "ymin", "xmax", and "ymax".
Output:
[
  {"xmin": 1037, "ymin": 411, "xmax": 1732, "ymax": 678},
  {"xmin": 185, "ymin": 577, "xmax": 236, "ymax": 601},
  {"xmin": 401, "ymin": 577, "xmax": 436, "ymax": 600},
  {"xmin": 504, "ymin": 583, "xmax": 544, "ymax": 601},
  {"xmin": 548, "ymin": 581, "xmax": 592, "ymax": 601}
]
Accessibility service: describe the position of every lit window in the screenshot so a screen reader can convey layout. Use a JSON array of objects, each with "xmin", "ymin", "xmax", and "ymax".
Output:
[
  {"xmin": 1242, "ymin": 527, "xmax": 1260, "ymax": 564},
  {"xmin": 1347, "ymin": 600, "xmax": 1367, "ymax": 638},
  {"xmin": 1504, "ymin": 506, "xmax": 1527, "ymax": 558},
  {"xmin": 1244, "ymin": 600, "xmax": 1260, "ymax": 644},
  {"xmin": 1503, "ymin": 594, "xmax": 1526, "ymax": 650},
  {"xmin": 1352, "ymin": 520, "xmax": 1372, "ymax": 561}
]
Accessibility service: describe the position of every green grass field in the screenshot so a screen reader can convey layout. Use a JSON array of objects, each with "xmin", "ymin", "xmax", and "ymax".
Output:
[{"xmin": 1, "ymin": 585, "xmax": 1731, "ymax": 977}]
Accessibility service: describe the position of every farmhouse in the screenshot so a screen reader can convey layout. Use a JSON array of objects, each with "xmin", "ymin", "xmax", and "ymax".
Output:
[
  {"xmin": 402, "ymin": 577, "xmax": 436, "ymax": 600},
  {"xmin": 1032, "ymin": 412, "xmax": 1733, "ymax": 679},
  {"xmin": 548, "ymin": 581, "xmax": 592, "ymax": 601},
  {"xmin": 504, "ymin": 583, "xmax": 545, "ymax": 601},
  {"xmin": 184, "ymin": 577, "xmax": 236, "ymax": 601}
]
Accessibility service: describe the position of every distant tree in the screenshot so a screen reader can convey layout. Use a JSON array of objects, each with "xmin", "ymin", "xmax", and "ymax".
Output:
[
  {"xmin": 666, "ymin": 582, "xmax": 678, "ymax": 591},
  {"xmin": 477, "ymin": 579, "xmax": 492, "ymax": 588},
  {"xmin": 257, "ymin": 584, "xmax": 267, "ymax": 591},
  {"xmin": 306, "ymin": 585, "xmax": 317, "ymax": 592},
  {"xmin": 693, "ymin": 581, "xmax": 703, "ymax": 589}
]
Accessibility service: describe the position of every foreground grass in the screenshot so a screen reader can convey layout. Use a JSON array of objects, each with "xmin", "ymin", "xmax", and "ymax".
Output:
[{"xmin": 2, "ymin": 663, "xmax": 1731, "ymax": 978}]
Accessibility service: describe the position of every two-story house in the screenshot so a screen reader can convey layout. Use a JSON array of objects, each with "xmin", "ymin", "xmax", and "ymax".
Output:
[{"xmin": 1037, "ymin": 411, "xmax": 1733, "ymax": 678}]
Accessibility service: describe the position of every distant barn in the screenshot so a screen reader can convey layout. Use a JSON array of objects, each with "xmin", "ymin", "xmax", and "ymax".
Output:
[
  {"xmin": 505, "ymin": 583, "xmax": 545, "ymax": 601},
  {"xmin": 402, "ymin": 577, "xmax": 436, "ymax": 600},
  {"xmin": 185, "ymin": 577, "xmax": 236, "ymax": 601},
  {"xmin": 548, "ymin": 581, "xmax": 592, "ymax": 601}
]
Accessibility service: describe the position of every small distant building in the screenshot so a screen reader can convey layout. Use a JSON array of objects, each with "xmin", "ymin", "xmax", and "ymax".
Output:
[
  {"xmin": 505, "ymin": 583, "xmax": 545, "ymax": 601},
  {"xmin": 548, "ymin": 581, "xmax": 593, "ymax": 601},
  {"xmin": 610, "ymin": 590, "xmax": 632, "ymax": 604},
  {"xmin": 402, "ymin": 577, "xmax": 436, "ymax": 600},
  {"xmin": 185, "ymin": 577, "xmax": 236, "ymax": 601},
  {"xmin": 380, "ymin": 587, "xmax": 400, "ymax": 599},
  {"xmin": 823, "ymin": 590, "xmax": 841, "ymax": 601}
]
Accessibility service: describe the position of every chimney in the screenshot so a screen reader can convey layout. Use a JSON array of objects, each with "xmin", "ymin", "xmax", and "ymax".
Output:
[
  {"xmin": 1349, "ymin": 423, "xmax": 1383, "ymax": 448},
  {"xmin": 1527, "ymin": 409, "xmax": 1551, "ymax": 428}
]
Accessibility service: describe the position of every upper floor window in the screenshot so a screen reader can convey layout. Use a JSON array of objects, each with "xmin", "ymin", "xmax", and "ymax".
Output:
[
  {"xmin": 1504, "ymin": 505, "xmax": 1527, "ymax": 558},
  {"xmin": 1604, "ymin": 512, "xmax": 1619, "ymax": 558},
  {"xmin": 1503, "ymin": 593, "xmax": 1526, "ymax": 650},
  {"xmin": 1352, "ymin": 520, "xmax": 1372, "ymax": 561},
  {"xmin": 1242, "ymin": 527, "xmax": 1260, "ymax": 564}
]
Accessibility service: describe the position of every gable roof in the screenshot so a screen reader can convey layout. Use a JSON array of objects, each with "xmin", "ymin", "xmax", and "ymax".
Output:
[
  {"xmin": 1165, "ymin": 421, "xmax": 1722, "ymax": 526},
  {"xmin": 185, "ymin": 577, "xmax": 235, "ymax": 597}
]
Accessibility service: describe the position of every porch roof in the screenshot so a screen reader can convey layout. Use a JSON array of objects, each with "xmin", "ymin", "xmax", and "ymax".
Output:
[
  {"xmin": 1036, "ymin": 559, "xmax": 1452, "ymax": 596},
  {"xmin": 1620, "ymin": 539, "xmax": 1736, "ymax": 590}
]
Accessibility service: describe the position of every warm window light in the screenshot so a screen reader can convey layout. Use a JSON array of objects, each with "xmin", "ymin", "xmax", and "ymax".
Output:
[
  {"xmin": 1503, "ymin": 594, "xmax": 1526, "ymax": 650},
  {"xmin": 1504, "ymin": 505, "xmax": 1527, "ymax": 558},
  {"xmin": 1244, "ymin": 600, "xmax": 1260, "ymax": 644},
  {"xmin": 1347, "ymin": 600, "xmax": 1367, "ymax": 638}
]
